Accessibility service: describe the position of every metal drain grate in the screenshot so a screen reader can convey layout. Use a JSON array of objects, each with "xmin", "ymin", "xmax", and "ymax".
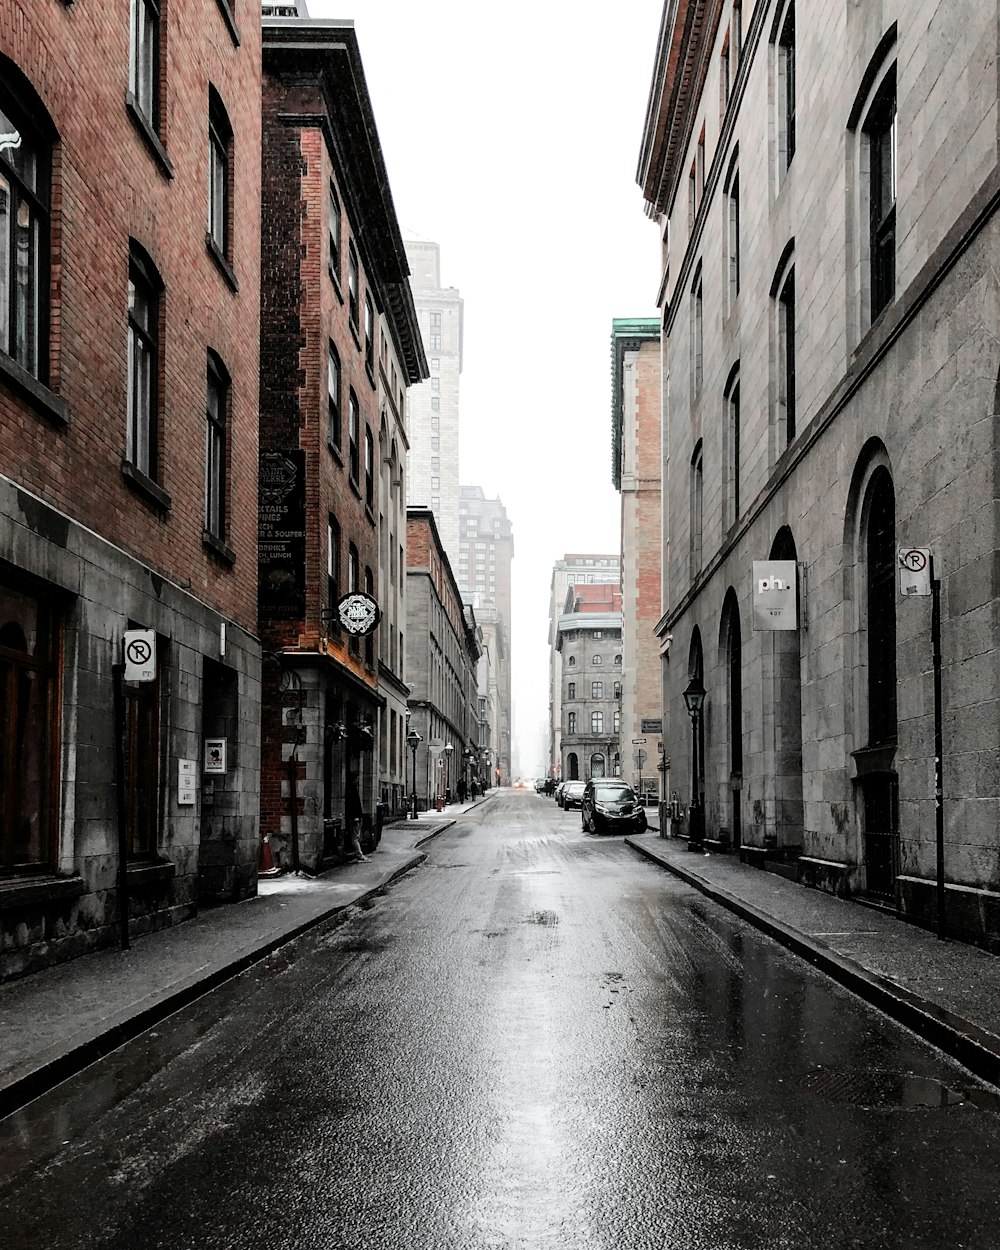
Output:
[{"xmin": 797, "ymin": 1068, "xmax": 966, "ymax": 1108}]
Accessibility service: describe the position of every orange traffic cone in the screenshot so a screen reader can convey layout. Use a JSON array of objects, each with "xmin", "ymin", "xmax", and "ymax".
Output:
[{"xmin": 259, "ymin": 833, "xmax": 278, "ymax": 875}]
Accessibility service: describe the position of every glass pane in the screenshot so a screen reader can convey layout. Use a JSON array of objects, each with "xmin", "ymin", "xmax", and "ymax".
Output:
[
  {"xmin": 14, "ymin": 202, "xmax": 38, "ymax": 374},
  {"xmin": 210, "ymin": 139, "xmax": 226, "ymax": 248},
  {"xmin": 0, "ymin": 107, "xmax": 37, "ymax": 192},
  {"xmin": 0, "ymin": 660, "xmax": 48, "ymax": 865}
]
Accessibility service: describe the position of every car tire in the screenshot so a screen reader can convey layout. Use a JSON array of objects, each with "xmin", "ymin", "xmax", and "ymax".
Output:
[{"xmin": 637, "ymin": 810, "xmax": 648, "ymax": 833}]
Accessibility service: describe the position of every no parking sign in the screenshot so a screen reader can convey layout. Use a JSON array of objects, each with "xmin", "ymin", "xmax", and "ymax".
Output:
[{"xmin": 123, "ymin": 629, "xmax": 156, "ymax": 681}]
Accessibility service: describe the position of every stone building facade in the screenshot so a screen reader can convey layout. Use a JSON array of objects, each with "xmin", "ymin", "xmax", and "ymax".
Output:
[
  {"xmin": 260, "ymin": 15, "xmax": 425, "ymax": 871},
  {"xmin": 457, "ymin": 486, "xmax": 514, "ymax": 786},
  {"xmin": 555, "ymin": 583, "xmax": 624, "ymax": 783},
  {"xmin": 0, "ymin": 0, "xmax": 263, "ymax": 978},
  {"xmin": 547, "ymin": 554, "xmax": 621, "ymax": 779},
  {"xmin": 404, "ymin": 240, "xmax": 463, "ymax": 565},
  {"xmin": 405, "ymin": 508, "xmax": 481, "ymax": 808},
  {"xmin": 639, "ymin": 0, "xmax": 1000, "ymax": 943},
  {"xmin": 612, "ymin": 319, "xmax": 663, "ymax": 795}
]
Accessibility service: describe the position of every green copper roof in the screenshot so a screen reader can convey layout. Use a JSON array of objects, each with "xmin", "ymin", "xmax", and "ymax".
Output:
[{"xmin": 611, "ymin": 319, "xmax": 660, "ymax": 490}]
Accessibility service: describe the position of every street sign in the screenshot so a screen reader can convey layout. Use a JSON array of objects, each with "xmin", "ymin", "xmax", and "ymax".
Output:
[
  {"xmin": 177, "ymin": 759, "xmax": 197, "ymax": 806},
  {"xmin": 631, "ymin": 737, "xmax": 647, "ymax": 744},
  {"xmin": 123, "ymin": 629, "xmax": 156, "ymax": 682},
  {"xmin": 898, "ymin": 547, "xmax": 931, "ymax": 597},
  {"xmin": 640, "ymin": 718, "xmax": 662, "ymax": 734}
]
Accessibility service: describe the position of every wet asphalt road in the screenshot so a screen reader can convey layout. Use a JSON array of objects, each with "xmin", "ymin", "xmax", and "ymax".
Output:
[{"xmin": 3, "ymin": 791, "xmax": 1000, "ymax": 1249}]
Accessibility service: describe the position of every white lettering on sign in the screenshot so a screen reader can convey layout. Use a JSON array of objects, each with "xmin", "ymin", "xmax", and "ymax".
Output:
[
  {"xmin": 758, "ymin": 576, "xmax": 787, "ymax": 592},
  {"xmin": 752, "ymin": 560, "xmax": 798, "ymax": 631}
]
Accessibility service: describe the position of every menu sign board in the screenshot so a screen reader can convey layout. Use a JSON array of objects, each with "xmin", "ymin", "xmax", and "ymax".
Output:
[{"xmin": 259, "ymin": 451, "xmax": 306, "ymax": 620}]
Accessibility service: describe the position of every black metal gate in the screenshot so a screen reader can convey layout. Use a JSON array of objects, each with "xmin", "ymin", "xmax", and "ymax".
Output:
[{"xmin": 862, "ymin": 773, "xmax": 899, "ymax": 901}]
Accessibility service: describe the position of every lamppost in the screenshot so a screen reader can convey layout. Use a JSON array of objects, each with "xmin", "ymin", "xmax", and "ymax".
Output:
[
  {"xmin": 683, "ymin": 674, "xmax": 706, "ymax": 851},
  {"xmin": 407, "ymin": 729, "xmax": 421, "ymax": 819},
  {"xmin": 444, "ymin": 741, "xmax": 454, "ymax": 803},
  {"xmin": 482, "ymin": 749, "xmax": 491, "ymax": 788}
]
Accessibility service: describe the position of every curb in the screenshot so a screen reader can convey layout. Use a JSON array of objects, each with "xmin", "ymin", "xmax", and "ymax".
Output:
[
  {"xmin": 0, "ymin": 851, "xmax": 428, "ymax": 1123},
  {"xmin": 626, "ymin": 836, "xmax": 1000, "ymax": 1089}
]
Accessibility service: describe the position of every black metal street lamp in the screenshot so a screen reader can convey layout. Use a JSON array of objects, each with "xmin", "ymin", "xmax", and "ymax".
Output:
[
  {"xmin": 407, "ymin": 729, "xmax": 421, "ymax": 819},
  {"xmin": 444, "ymin": 742, "xmax": 454, "ymax": 802},
  {"xmin": 683, "ymin": 674, "xmax": 706, "ymax": 851}
]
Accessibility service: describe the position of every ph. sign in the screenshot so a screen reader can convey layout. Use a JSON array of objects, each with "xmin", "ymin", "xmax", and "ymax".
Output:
[{"xmin": 752, "ymin": 560, "xmax": 798, "ymax": 631}]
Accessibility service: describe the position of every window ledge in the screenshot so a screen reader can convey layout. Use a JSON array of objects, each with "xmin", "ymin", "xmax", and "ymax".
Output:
[
  {"xmin": 0, "ymin": 352, "xmax": 70, "ymax": 427},
  {"xmin": 349, "ymin": 477, "xmax": 362, "ymax": 501},
  {"xmin": 205, "ymin": 234, "xmax": 239, "ymax": 293},
  {"xmin": 328, "ymin": 440, "xmax": 344, "ymax": 467},
  {"xmin": 0, "ymin": 874, "xmax": 85, "ymax": 911},
  {"xmin": 127, "ymin": 859, "xmax": 176, "ymax": 886},
  {"xmin": 122, "ymin": 460, "xmax": 172, "ymax": 513},
  {"xmin": 350, "ymin": 322, "xmax": 362, "ymax": 353},
  {"xmin": 125, "ymin": 94, "xmax": 175, "ymax": 179},
  {"xmin": 203, "ymin": 530, "xmax": 236, "ymax": 566},
  {"xmin": 365, "ymin": 361, "xmax": 376, "ymax": 391},
  {"xmin": 329, "ymin": 265, "xmax": 344, "ymax": 305},
  {"xmin": 365, "ymin": 504, "xmax": 376, "ymax": 528},
  {"xmin": 214, "ymin": 0, "xmax": 241, "ymax": 45}
]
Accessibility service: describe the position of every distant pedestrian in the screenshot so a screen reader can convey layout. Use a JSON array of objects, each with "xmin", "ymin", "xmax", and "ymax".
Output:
[
  {"xmin": 345, "ymin": 773, "xmax": 370, "ymax": 862},
  {"xmin": 458, "ymin": 777, "xmax": 467, "ymax": 803}
]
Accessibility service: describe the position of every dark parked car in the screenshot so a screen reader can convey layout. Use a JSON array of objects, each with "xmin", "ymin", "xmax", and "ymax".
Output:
[
  {"xmin": 560, "ymin": 780, "xmax": 586, "ymax": 810},
  {"xmin": 581, "ymin": 780, "xmax": 647, "ymax": 835},
  {"xmin": 554, "ymin": 781, "xmax": 567, "ymax": 805}
]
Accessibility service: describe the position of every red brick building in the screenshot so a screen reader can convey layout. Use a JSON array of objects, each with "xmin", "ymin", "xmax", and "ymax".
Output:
[
  {"xmin": 260, "ymin": 15, "xmax": 426, "ymax": 869},
  {"xmin": 0, "ymin": 0, "xmax": 263, "ymax": 978}
]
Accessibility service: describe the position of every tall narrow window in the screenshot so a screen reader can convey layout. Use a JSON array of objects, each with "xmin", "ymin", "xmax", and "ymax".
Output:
[
  {"xmin": 688, "ymin": 163, "xmax": 696, "ymax": 231},
  {"xmin": 726, "ymin": 370, "xmax": 741, "ymax": 527},
  {"xmin": 592, "ymin": 681, "xmax": 603, "ymax": 699},
  {"xmin": 733, "ymin": 0, "xmax": 743, "ymax": 68},
  {"xmin": 127, "ymin": 245, "xmax": 161, "ymax": 481},
  {"xmin": 327, "ymin": 515, "xmax": 340, "ymax": 618},
  {"xmin": 348, "ymin": 390, "xmax": 359, "ymax": 483},
  {"xmin": 0, "ymin": 76, "xmax": 51, "ymax": 380},
  {"xmin": 691, "ymin": 268, "xmax": 704, "ymax": 397},
  {"xmin": 328, "ymin": 181, "xmax": 341, "ymax": 281},
  {"xmin": 364, "ymin": 293, "xmax": 375, "ymax": 373},
  {"xmin": 205, "ymin": 352, "xmax": 228, "ymax": 542},
  {"xmin": 591, "ymin": 711, "xmax": 604, "ymax": 735},
  {"xmin": 721, "ymin": 30, "xmax": 731, "ymax": 115},
  {"xmin": 613, "ymin": 709, "xmax": 621, "ymax": 734},
  {"xmin": 364, "ymin": 426, "xmax": 374, "ymax": 510},
  {"xmin": 866, "ymin": 469, "xmax": 897, "ymax": 745},
  {"xmin": 777, "ymin": 3, "xmax": 796, "ymax": 174},
  {"xmin": 348, "ymin": 244, "xmax": 359, "ymax": 331},
  {"xmin": 696, "ymin": 127, "xmax": 706, "ymax": 202},
  {"xmin": 208, "ymin": 89, "xmax": 232, "ymax": 261},
  {"xmin": 867, "ymin": 67, "xmax": 897, "ymax": 320},
  {"xmin": 327, "ymin": 342, "xmax": 341, "ymax": 449},
  {"xmin": 129, "ymin": 0, "xmax": 161, "ymax": 131},
  {"xmin": 726, "ymin": 167, "xmax": 740, "ymax": 308},
  {"xmin": 778, "ymin": 267, "xmax": 796, "ymax": 444},
  {"xmin": 690, "ymin": 441, "xmax": 704, "ymax": 574},
  {"xmin": 364, "ymin": 566, "xmax": 375, "ymax": 666},
  {"xmin": 568, "ymin": 711, "xmax": 577, "ymax": 734},
  {"xmin": 567, "ymin": 682, "xmax": 576, "ymax": 700}
]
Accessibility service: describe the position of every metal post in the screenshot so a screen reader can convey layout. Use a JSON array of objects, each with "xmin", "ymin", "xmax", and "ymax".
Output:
[
  {"xmin": 932, "ymin": 566, "xmax": 945, "ymax": 938},
  {"xmin": 111, "ymin": 660, "xmax": 130, "ymax": 951}
]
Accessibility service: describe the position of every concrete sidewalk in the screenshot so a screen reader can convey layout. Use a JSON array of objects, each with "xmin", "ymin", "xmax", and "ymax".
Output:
[
  {"xmin": 0, "ymin": 797, "xmax": 485, "ymax": 1120},
  {"xmin": 626, "ymin": 831, "xmax": 1000, "ymax": 1088}
]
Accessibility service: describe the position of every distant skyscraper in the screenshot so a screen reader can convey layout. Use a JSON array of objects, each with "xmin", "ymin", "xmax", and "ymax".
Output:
[
  {"xmin": 458, "ymin": 486, "xmax": 514, "ymax": 787},
  {"xmin": 403, "ymin": 240, "xmax": 463, "ymax": 565}
]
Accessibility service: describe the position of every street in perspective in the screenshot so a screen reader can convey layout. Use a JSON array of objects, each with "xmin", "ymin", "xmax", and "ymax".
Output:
[
  {"xmin": 5, "ymin": 0, "xmax": 1000, "ymax": 1247},
  {"xmin": 4, "ymin": 790, "xmax": 1000, "ymax": 1249}
]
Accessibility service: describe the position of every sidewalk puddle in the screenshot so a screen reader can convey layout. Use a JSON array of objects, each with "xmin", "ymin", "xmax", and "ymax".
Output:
[{"xmin": 797, "ymin": 1067, "xmax": 968, "ymax": 1108}]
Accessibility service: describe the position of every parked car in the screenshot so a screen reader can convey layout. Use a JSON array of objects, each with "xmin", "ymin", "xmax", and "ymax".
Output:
[
  {"xmin": 554, "ymin": 781, "xmax": 567, "ymax": 805},
  {"xmin": 534, "ymin": 777, "xmax": 547, "ymax": 793},
  {"xmin": 560, "ymin": 780, "xmax": 586, "ymax": 810},
  {"xmin": 581, "ymin": 780, "xmax": 647, "ymax": 835}
]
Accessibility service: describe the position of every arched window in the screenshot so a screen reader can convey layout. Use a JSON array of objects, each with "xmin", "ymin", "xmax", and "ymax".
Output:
[
  {"xmin": 725, "ymin": 364, "xmax": 741, "ymax": 527},
  {"xmin": 208, "ymin": 86, "xmax": 233, "ymax": 263},
  {"xmin": 590, "ymin": 753, "xmax": 606, "ymax": 779},
  {"xmin": 0, "ymin": 58, "xmax": 55, "ymax": 381},
  {"xmin": 690, "ymin": 441, "xmax": 704, "ymax": 574},
  {"xmin": 127, "ymin": 240, "xmax": 164, "ymax": 484},
  {"xmin": 592, "ymin": 654, "xmax": 603, "ymax": 666},
  {"xmin": 205, "ymin": 351, "xmax": 230, "ymax": 543},
  {"xmin": 613, "ymin": 654, "xmax": 622, "ymax": 666},
  {"xmin": 567, "ymin": 655, "xmax": 576, "ymax": 667},
  {"xmin": 865, "ymin": 468, "xmax": 896, "ymax": 745}
]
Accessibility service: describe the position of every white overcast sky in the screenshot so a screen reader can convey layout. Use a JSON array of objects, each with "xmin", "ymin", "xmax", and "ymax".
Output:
[{"xmin": 310, "ymin": 0, "xmax": 664, "ymax": 775}]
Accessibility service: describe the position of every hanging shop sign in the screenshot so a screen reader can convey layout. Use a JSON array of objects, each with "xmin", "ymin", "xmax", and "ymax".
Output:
[
  {"xmin": 337, "ymin": 591, "xmax": 382, "ymax": 636},
  {"xmin": 752, "ymin": 560, "xmax": 798, "ymax": 630}
]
